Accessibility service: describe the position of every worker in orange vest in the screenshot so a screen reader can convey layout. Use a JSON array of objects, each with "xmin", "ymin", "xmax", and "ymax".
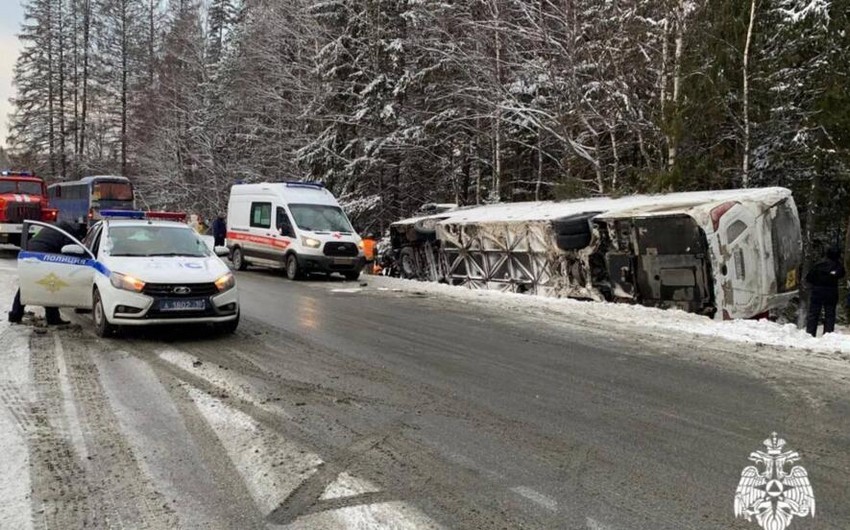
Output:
[{"xmin": 361, "ymin": 234, "xmax": 378, "ymax": 274}]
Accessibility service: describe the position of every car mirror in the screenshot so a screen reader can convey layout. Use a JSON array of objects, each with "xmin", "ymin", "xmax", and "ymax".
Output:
[
  {"xmin": 214, "ymin": 246, "xmax": 229, "ymax": 257},
  {"xmin": 61, "ymin": 244, "xmax": 86, "ymax": 256}
]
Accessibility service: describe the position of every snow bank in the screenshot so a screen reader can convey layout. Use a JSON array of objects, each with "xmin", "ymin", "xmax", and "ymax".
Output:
[{"xmin": 366, "ymin": 276, "xmax": 850, "ymax": 357}]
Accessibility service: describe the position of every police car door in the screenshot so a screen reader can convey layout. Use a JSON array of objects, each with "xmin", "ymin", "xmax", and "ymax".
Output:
[{"xmin": 18, "ymin": 221, "xmax": 96, "ymax": 309}]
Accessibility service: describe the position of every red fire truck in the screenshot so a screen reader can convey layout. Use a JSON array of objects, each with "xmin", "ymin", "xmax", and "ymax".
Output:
[{"xmin": 0, "ymin": 170, "xmax": 58, "ymax": 247}]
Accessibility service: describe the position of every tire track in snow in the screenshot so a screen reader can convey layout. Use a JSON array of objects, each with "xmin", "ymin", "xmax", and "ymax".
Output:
[
  {"xmin": 57, "ymin": 332, "xmax": 178, "ymax": 528},
  {"xmin": 0, "ymin": 322, "xmax": 35, "ymax": 530},
  {"xmin": 28, "ymin": 331, "xmax": 101, "ymax": 529},
  {"xmin": 187, "ymin": 386, "xmax": 442, "ymax": 529}
]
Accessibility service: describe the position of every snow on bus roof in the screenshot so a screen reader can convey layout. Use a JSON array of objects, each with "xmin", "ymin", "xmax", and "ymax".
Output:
[{"xmin": 432, "ymin": 187, "xmax": 791, "ymax": 225}]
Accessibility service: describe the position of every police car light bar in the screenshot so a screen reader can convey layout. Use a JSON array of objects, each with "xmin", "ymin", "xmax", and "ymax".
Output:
[
  {"xmin": 101, "ymin": 209, "xmax": 146, "ymax": 219},
  {"xmin": 284, "ymin": 181, "xmax": 324, "ymax": 189},
  {"xmin": 145, "ymin": 211, "xmax": 187, "ymax": 221},
  {"xmin": 1, "ymin": 170, "xmax": 33, "ymax": 176}
]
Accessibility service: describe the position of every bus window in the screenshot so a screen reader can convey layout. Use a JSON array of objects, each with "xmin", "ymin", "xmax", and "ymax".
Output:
[{"xmin": 93, "ymin": 181, "xmax": 133, "ymax": 201}]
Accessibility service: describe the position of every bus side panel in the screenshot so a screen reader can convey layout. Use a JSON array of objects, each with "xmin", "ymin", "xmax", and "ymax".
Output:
[{"xmin": 50, "ymin": 184, "xmax": 91, "ymax": 227}]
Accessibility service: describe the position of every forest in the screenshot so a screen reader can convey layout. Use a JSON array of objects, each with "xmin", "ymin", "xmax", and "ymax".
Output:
[{"xmin": 6, "ymin": 0, "xmax": 850, "ymax": 257}]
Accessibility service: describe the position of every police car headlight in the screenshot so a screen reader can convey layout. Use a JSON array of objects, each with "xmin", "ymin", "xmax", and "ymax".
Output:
[
  {"xmin": 215, "ymin": 272, "xmax": 235, "ymax": 292},
  {"xmin": 110, "ymin": 272, "xmax": 145, "ymax": 293},
  {"xmin": 302, "ymin": 237, "xmax": 321, "ymax": 249}
]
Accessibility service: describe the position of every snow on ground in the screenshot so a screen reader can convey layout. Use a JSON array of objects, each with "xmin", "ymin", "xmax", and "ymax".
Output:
[
  {"xmin": 0, "ymin": 266, "xmax": 34, "ymax": 530},
  {"xmin": 188, "ymin": 386, "xmax": 442, "ymax": 529},
  {"xmin": 364, "ymin": 275, "xmax": 850, "ymax": 359}
]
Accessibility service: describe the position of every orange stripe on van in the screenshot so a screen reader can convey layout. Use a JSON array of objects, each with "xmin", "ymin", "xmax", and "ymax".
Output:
[{"xmin": 226, "ymin": 231, "xmax": 291, "ymax": 249}]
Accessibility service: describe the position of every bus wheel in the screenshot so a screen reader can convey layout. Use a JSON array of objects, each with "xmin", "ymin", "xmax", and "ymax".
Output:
[{"xmin": 231, "ymin": 247, "xmax": 247, "ymax": 271}]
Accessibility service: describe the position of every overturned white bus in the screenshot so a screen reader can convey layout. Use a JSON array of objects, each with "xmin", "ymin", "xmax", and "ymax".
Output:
[{"xmin": 387, "ymin": 187, "xmax": 802, "ymax": 320}]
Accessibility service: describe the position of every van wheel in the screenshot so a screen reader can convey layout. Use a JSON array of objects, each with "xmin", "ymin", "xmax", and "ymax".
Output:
[
  {"xmin": 344, "ymin": 271, "xmax": 360, "ymax": 281},
  {"xmin": 285, "ymin": 254, "xmax": 304, "ymax": 280},
  {"xmin": 93, "ymin": 289, "xmax": 117, "ymax": 337},
  {"xmin": 231, "ymin": 247, "xmax": 247, "ymax": 271}
]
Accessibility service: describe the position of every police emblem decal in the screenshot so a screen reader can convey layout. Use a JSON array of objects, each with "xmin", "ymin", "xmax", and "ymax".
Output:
[
  {"xmin": 734, "ymin": 432, "xmax": 814, "ymax": 530},
  {"xmin": 36, "ymin": 273, "xmax": 70, "ymax": 293}
]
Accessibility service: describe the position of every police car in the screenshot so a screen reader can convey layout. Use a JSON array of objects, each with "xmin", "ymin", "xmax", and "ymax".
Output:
[{"xmin": 18, "ymin": 211, "xmax": 239, "ymax": 336}]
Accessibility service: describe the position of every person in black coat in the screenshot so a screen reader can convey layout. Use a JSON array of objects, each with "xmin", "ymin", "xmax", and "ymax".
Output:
[
  {"xmin": 805, "ymin": 245, "xmax": 846, "ymax": 337},
  {"xmin": 8, "ymin": 221, "xmax": 82, "ymax": 325},
  {"xmin": 212, "ymin": 214, "xmax": 227, "ymax": 247}
]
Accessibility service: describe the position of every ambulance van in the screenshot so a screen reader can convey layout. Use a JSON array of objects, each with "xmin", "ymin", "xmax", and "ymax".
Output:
[{"xmin": 226, "ymin": 182, "xmax": 365, "ymax": 280}]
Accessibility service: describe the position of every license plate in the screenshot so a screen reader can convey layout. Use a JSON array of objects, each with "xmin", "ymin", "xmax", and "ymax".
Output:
[
  {"xmin": 159, "ymin": 299, "xmax": 206, "ymax": 312},
  {"xmin": 332, "ymin": 258, "xmax": 353, "ymax": 265}
]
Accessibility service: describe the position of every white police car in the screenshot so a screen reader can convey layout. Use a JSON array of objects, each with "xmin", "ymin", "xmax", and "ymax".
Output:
[{"xmin": 18, "ymin": 212, "xmax": 239, "ymax": 336}]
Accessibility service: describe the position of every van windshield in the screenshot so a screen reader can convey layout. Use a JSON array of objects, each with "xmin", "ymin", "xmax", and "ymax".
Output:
[{"xmin": 288, "ymin": 204, "xmax": 353, "ymax": 233}]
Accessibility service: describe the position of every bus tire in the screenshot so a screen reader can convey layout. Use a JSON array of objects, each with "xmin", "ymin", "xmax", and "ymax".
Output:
[
  {"xmin": 231, "ymin": 247, "xmax": 247, "ymax": 271},
  {"xmin": 400, "ymin": 247, "xmax": 419, "ymax": 279},
  {"xmin": 556, "ymin": 233, "xmax": 592, "ymax": 251},
  {"xmin": 552, "ymin": 213, "xmax": 598, "ymax": 236}
]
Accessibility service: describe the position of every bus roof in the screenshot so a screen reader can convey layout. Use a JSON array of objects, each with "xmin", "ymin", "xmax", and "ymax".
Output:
[
  {"xmin": 48, "ymin": 175, "xmax": 131, "ymax": 187},
  {"xmin": 80, "ymin": 175, "xmax": 130, "ymax": 183}
]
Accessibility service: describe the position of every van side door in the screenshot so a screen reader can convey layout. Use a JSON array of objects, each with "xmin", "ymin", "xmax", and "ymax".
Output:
[{"xmin": 247, "ymin": 201, "xmax": 274, "ymax": 260}]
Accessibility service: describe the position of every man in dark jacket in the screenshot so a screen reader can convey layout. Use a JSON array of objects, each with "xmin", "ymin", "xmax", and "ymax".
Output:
[
  {"xmin": 212, "ymin": 214, "xmax": 227, "ymax": 247},
  {"xmin": 8, "ymin": 221, "xmax": 82, "ymax": 325},
  {"xmin": 805, "ymin": 245, "xmax": 846, "ymax": 336}
]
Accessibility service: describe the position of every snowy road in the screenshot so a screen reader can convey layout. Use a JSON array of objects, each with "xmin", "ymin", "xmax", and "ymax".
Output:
[{"xmin": 1, "ymin": 248, "xmax": 849, "ymax": 529}]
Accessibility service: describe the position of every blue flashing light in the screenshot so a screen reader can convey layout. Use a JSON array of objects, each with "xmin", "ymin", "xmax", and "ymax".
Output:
[
  {"xmin": 101, "ymin": 209, "xmax": 146, "ymax": 219},
  {"xmin": 284, "ymin": 181, "xmax": 325, "ymax": 190},
  {"xmin": 1, "ymin": 170, "xmax": 33, "ymax": 177}
]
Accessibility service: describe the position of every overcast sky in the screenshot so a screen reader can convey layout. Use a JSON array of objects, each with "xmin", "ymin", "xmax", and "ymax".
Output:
[{"xmin": 1, "ymin": 1, "xmax": 25, "ymax": 149}]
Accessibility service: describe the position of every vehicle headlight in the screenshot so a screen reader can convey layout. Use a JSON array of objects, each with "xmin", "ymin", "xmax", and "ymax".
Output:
[
  {"xmin": 357, "ymin": 240, "xmax": 365, "ymax": 249},
  {"xmin": 302, "ymin": 237, "xmax": 321, "ymax": 249},
  {"xmin": 215, "ymin": 272, "xmax": 236, "ymax": 292},
  {"xmin": 110, "ymin": 272, "xmax": 145, "ymax": 292}
]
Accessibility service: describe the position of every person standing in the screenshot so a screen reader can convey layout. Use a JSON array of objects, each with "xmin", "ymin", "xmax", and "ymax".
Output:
[
  {"xmin": 212, "ymin": 214, "xmax": 227, "ymax": 247},
  {"xmin": 8, "ymin": 221, "xmax": 81, "ymax": 325},
  {"xmin": 805, "ymin": 245, "xmax": 845, "ymax": 337}
]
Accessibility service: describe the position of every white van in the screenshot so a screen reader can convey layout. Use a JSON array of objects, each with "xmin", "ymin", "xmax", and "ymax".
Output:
[{"xmin": 226, "ymin": 182, "xmax": 365, "ymax": 280}]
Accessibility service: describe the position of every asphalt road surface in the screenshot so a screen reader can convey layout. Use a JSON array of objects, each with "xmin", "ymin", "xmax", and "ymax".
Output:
[{"xmin": 1, "ymin": 249, "xmax": 848, "ymax": 529}]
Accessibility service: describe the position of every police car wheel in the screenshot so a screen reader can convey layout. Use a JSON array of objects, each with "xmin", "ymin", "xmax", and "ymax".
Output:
[
  {"xmin": 231, "ymin": 247, "xmax": 247, "ymax": 271},
  {"xmin": 93, "ymin": 290, "xmax": 116, "ymax": 337}
]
